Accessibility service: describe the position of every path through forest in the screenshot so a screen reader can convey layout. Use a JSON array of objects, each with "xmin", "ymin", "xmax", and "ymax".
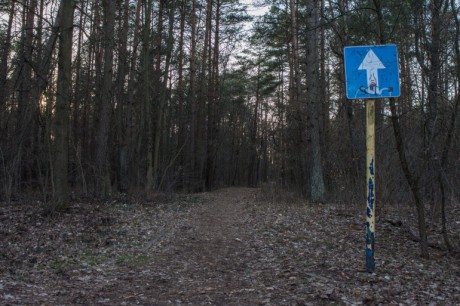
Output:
[{"xmin": 1, "ymin": 188, "xmax": 459, "ymax": 304}]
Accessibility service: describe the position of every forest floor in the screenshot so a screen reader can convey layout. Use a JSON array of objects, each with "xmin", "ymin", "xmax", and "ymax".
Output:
[{"xmin": 1, "ymin": 187, "xmax": 459, "ymax": 305}]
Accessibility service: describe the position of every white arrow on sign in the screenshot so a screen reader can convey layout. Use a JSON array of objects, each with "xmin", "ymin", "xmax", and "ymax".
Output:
[{"xmin": 358, "ymin": 50, "xmax": 385, "ymax": 94}]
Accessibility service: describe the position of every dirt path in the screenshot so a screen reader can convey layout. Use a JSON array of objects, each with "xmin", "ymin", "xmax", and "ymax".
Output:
[
  {"xmin": 1, "ymin": 187, "xmax": 459, "ymax": 305},
  {"xmin": 101, "ymin": 187, "xmax": 272, "ymax": 304},
  {"xmin": 147, "ymin": 188, "xmax": 260, "ymax": 304}
]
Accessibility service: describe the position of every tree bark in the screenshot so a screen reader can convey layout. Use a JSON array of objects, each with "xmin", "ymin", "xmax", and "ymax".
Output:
[
  {"xmin": 288, "ymin": 0, "xmax": 305, "ymax": 191},
  {"xmin": 52, "ymin": 0, "xmax": 75, "ymax": 209},
  {"xmin": 196, "ymin": 0, "xmax": 213, "ymax": 191},
  {"xmin": 71, "ymin": 0, "xmax": 86, "ymax": 190},
  {"xmin": 177, "ymin": 0, "xmax": 187, "ymax": 189},
  {"xmin": 154, "ymin": 0, "xmax": 175, "ymax": 189},
  {"xmin": 145, "ymin": 0, "xmax": 155, "ymax": 190},
  {"xmin": 189, "ymin": 0, "xmax": 197, "ymax": 190},
  {"xmin": 151, "ymin": 0, "xmax": 165, "ymax": 188},
  {"xmin": 206, "ymin": 0, "xmax": 220, "ymax": 190},
  {"xmin": 126, "ymin": 0, "xmax": 142, "ymax": 188},
  {"xmin": 248, "ymin": 55, "xmax": 261, "ymax": 187},
  {"xmin": 96, "ymin": 0, "xmax": 116, "ymax": 195},
  {"xmin": 13, "ymin": 0, "xmax": 37, "ymax": 187},
  {"xmin": 17, "ymin": 0, "xmax": 37, "ymax": 131},
  {"xmin": 0, "ymin": 1, "xmax": 15, "ymax": 128},
  {"xmin": 115, "ymin": 0, "xmax": 131, "ymax": 192},
  {"xmin": 306, "ymin": 0, "xmax": 326, "ymax": 203}
]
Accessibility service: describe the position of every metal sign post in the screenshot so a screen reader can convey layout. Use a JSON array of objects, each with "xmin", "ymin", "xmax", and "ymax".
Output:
[
  {"xmin": 366, "ymin": 99, "xmax": 376, "ymax": 273},
  {"xmin": 344, "ymin": 45, "xmax": 400, "ymax": 273}
]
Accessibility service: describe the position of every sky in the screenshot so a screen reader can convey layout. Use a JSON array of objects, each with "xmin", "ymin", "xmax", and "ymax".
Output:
[{"xmin": 240, "ymin": 0, "xmax": 270, "ymax": 17}]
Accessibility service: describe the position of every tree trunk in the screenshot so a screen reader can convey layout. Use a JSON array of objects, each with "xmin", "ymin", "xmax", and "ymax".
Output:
[
  {"xmin": 206, "ymin": 0, "xmax": 220, "ymax": 190},
  {"xmin": 72, "ymin": 0, "xmax": 86, "ymax": 190},
  {"xmin": 288, "ymin": 0, "xmax": 305, "ymax": 192},
  {"xmin": 13, "ymin": 0, "xmax": 37, "ymax": 188},
  {"xmin": 115, "ymin": 0, "xmax": 131, "ymax": 192},
  {"xmin": 52, "ymin": 0, "xmax": 75, "ymax": 210},
  {"xmin": 126, "ymin": 0, "xmax": 142, "ymax": 188},
  {"xmin": 306, "ymin": 0, "xmax": 326, "ymax": 203},
  {"xmin": 150, "ymin": 0, "xmax": 165, "ymax": 189},
  {"xmin": 0, "ymin": 1, "xmax": 15, "ymax": 199},
  {"xmin": 145, "ymin": 0, "xmax": 155, "ymax": 190},
  {"xmin": 177, "ymin": 0, "xmax": 187, "ymax": 189},
  {"xmin": 278, "ymin": 62, "xmax": 287, "ymax": 187},
  {"xmin": 196, "ymin": 0, "xmax": 213, "ymax": 191},
  {"xmin": 336, "ymin": 0, "xmax": 360, "ymax": 180},
  {"xmin": 248, "ymin": 56, "xmax": 261, "ymax": 187},
  {"xmin": 426, "ymin": 0, "xmax": 444, "ymax": 141},
  {"xmin": 319, "ymin": 0, "xmax": 328, "ymax": 149},
  {"xmin": 96, "ymin": 0, "xmax": 116, "ymax": 195},
  {"xmin": 92, "ymin": 1, "xmax": 103, "ymax": 170},
  {"xmin": 154, "ymin": 0, "xmax": 175, "ymax": 190},
  {"xmin": 0, "ymin": 1, "xmax": 15, "ymax": 129},
  {"xmin": 17, "ymin": 0, "xmax": 37, "ymax": 131},
  {"xmin": 189, "ymin": 0, "xmax": 197, "ymax": 190}
]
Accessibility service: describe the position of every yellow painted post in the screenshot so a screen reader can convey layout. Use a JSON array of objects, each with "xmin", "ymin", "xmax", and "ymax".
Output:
[{"xmin": 366, "ymin": 99, "xmax": 376, "ymax": 273}]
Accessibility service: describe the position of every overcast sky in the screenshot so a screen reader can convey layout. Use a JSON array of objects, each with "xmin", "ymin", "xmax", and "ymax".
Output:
[{"xmin": 240, "ymin": 0, "xmax": 269, "ymax": 17}]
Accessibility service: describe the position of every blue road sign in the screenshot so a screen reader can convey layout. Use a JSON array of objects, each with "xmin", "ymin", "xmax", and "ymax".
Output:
[{"xmin": 344, "ymin": 45, "xmax": 400, "ymax": 99}]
